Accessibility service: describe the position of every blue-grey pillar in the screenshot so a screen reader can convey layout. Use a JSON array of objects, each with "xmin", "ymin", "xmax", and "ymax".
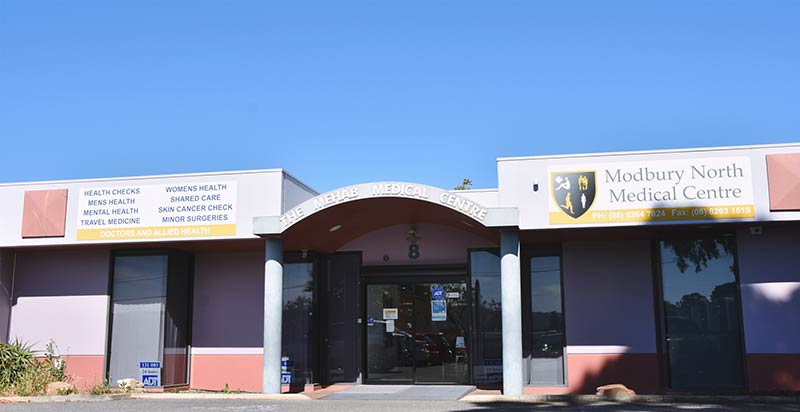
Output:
[
  {"xmin": 263, "ymin": 237, "xmax": 284, "ymax": 394},
  {"xmin": 500, "ymin": 230, "xmax": 523, "ymax": 396}
]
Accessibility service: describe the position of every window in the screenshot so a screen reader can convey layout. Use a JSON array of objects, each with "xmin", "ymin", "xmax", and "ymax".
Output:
[
  {"xmin": 657, "ymin": 235, "xmax": 745, "ymax": 389},
  {"xmin": 469, "ymin": 250, "xmax": 503, "ymax": 386},
  {"xmin": 522, "ymin": 250, "xmax": 566, "ymax": 386},
  {"xmin": 107, "ymin": 252, "xmax": 192, "ymax": 387}
]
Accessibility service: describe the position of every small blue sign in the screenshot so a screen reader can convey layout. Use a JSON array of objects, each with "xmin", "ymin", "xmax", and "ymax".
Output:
[
  {"xmin": 367, "ymin": 317, "xmax": 375, "ymax": 326},
  {"xmin": 431, "ymin": 299, "xmax": 447, "ymax": 321},
  {"xmin": 281, "ymin": 372, "xmax": 292, "ymax": 384},
  {"xmin": 431, "ymin": 287, "xmax": 446, "ymax": 300},
  {"xmin": 142, "ymin": 375, "xmax": 159, "ymax": 387},
  {"xmin": 139, "ymin": 361, "xmax": 161, "ymax": 369}
]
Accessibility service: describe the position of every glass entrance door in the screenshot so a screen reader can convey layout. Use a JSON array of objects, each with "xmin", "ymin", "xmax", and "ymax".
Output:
[{"xmin": 365, "ymin": 279, "xmax": 469, "ymax": 384}]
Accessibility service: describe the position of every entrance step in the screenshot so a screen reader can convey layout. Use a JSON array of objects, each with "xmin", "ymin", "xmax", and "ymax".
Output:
[{"xmin": 322, "ymin": 385, "xmax": 475, "ymax": 401}]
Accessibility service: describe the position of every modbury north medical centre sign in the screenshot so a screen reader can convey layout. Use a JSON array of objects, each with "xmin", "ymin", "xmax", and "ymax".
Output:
[{"xmin": 548, "ymin": 157, "xmax": 755, "ymax": 225}]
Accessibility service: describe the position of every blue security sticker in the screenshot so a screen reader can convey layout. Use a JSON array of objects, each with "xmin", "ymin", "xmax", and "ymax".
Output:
[{"xmin": 431, "ymin": 286, "xmax": 446, "ymax": 300}]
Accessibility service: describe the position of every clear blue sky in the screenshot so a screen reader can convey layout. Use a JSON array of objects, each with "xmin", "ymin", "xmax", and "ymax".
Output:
[{"xmin": 1, "ymin": 1, "xmax": 798, "ymax": 192}]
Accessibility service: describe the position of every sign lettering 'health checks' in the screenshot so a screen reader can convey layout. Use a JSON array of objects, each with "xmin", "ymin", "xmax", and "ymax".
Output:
[
  {"xmin": 548, "ymin": 157, "xmax": 755, "ymax": 225},
  {"xmin": 76, "ymin": 181, "xmax": 237, "ymax": 240}
]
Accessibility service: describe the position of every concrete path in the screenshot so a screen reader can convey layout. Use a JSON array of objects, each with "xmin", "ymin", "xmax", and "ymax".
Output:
[{"xmin": 322, "ymin": 385, "xmax": 475, "ymax": 400}]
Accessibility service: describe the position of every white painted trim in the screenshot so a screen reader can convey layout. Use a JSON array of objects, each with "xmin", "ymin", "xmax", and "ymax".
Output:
[
  {"xmin": 0, "ymin": 168, "xmax": 284, "ymax": 188},
  {"xmin": 497, "ymin": 142, "xmax": 800, "ymax": 162},
  {"xmin": 566, "ymin": 345, "xmax": 633, "ymax": 354},
  {"xmin": 191, "ymin": 347, "xmax": 264, "ymax": 355}
]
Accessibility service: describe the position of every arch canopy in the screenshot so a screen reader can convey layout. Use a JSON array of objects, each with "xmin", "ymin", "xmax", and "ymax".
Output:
[{"xmin": 253, "ymin": 182, "xmax": 517, "ymax": 252}]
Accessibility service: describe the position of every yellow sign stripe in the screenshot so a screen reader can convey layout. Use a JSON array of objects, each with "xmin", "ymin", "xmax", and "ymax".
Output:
[
  {"xmin": 550, "ymin": 205, "xmax": 755, "ymax": 225},
  {"xmin": 76, "ymin": 224, "xmax": 236, "ymax": 241}
]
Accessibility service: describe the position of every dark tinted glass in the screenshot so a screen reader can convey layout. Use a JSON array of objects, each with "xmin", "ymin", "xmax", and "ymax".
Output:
[
  {"xmin": 163, "ymin": 253, "xmax": 191, "ymax": 385},
  {"xmin": 282, "ymin": 262, "xmax": 315, "ymax": 387},
  {"xmin": 527, "ymin": 256, "xmax": 565, "ymax": 385},
  {"xmin": 659, "ymin": 237, "xmax": 745, "ymax": 389},
  {"xmin": 470, "ymin": 250, "xmax": 502, "ymax": 386}
]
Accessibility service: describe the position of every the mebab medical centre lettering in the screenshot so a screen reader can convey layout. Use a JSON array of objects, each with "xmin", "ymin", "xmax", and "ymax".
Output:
[
  {"xmin": 548, "ymin": 157, "xmax": 755, "ymax": 225},
  {"xmin": 76, "ymin": 181, "xmax": 237, "ymax": 240}
]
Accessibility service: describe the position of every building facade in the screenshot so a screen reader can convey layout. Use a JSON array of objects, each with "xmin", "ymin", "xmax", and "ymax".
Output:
[{"xmin": 1, "ymin": 143, "xmax": 798, "ymax": 395}]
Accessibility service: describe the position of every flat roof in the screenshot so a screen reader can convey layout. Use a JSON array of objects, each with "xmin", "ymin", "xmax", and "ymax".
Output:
[{"xmin": 497, "ymin": 142, "xmax": 800, "ymax": 162}]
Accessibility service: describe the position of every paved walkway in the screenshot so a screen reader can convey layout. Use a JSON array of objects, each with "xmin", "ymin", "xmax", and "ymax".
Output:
[{"xmin": 322, "ymin": 385, "xmax": 475, "ymax": 400}]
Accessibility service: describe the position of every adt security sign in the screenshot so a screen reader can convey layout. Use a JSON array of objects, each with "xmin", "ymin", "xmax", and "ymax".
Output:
[
  {"xmin": 139, "ymin": 361, "xmax": 161, "ymax": 387},
  {"xmin": 431, "ymin": 286, "xmax": 446, "ymax": 300}
]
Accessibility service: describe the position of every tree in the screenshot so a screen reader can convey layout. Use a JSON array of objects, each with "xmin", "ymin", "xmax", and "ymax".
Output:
[{"xmin": 453, "ymin": 178, "xmax": 472, "ymax": 190}]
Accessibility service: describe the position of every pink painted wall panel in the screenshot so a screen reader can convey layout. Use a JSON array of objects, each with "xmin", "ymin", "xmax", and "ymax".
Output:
[
  {"xmin": 338, "ymin": 223, "xmax": 495, "ymax": 265},
  {"xmin": 766, "ymin": 153, "xmax": 800, "ymax": 211},
  {"xmin": 747, "ymin": 354, "xmax": 800, "ymax": 392},
  {"xmin": 190, "ymin": 355, "xmax": 263, "ymax": 392},
  {"xmin": 0, "ymin": 251, "xmax": 12, "ymax": 343},
  {"xmin": 21, "ymin": 189, "xmax": 68, "ymax": 238},
  {"xmin": 10, "ymin": 250, "xmax": 110, "ymax": 355},
  {"xmin": 562, "ymin": 240, "xmax": 657, "ymax": 352},
  {"xmin": 736, "ymin": 224, "xmax": 800, "ymax": 354},
  {"xmin": 192, "ymin": 252, "xmax": 264, "ymax": 348},
  {"xmin": 63, "ymin": 355, "xmax": 105, "ymax": 390},
  {"xmin": 523, "ymin": 353, "xmax": 660, "ymax": 394}
]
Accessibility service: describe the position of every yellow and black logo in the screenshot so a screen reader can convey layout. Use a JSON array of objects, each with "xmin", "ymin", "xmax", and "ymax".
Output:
[{"xmin": 551, "ymin": 171, "xmax": 596, "ymax": 219}]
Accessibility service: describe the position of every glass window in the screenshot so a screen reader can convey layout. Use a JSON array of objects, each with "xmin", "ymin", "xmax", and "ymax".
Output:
[
  {"xmin": 659, "ymin": 236, "xmax": 745, "ymax": 389},
  {"xmin": 108, "ymin": 255, "xmax": 168, "ymax": 385},
  {"xmin": 108, "ymin": 253, "xmax": 192, "ymax": 387},
  {"xmin": 470, "ymin": 250, "xmax": 502, "ymax": 386},
  {"xmin": 282, "ymin": 262, "xmax": 315, "ymax": 387},
  {"xmin": 524, "ymin": 254, "xmax": 566, "ymax": 386}
]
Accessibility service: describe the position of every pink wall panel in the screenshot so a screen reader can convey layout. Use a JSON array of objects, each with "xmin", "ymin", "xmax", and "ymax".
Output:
[
  {"xmin": 190, "ymin": 355, "xmax": 263, "ymax": 392},
  {"xmin": 562, "ymin": 240, "xmax": 657, "ymax": 352},
  {"xmin": 192, "ymin": 252, "xmax": 264, "ymax": 349},
  {"xmin": 10, "ymin": 250, "xmax": 110, "ymax": 354},
  {"xmin": 21, "ymin": 189, "xmax": 68, "ymax": 238},
  {"xmin": 63, "ymin": 355, "xmax": 105, "ymax": 390},
  {"xmin": 766, "ymin": 153, "xmax": 800, "ymax": 211},
  {"xmin": 0, "ymin": 251, "xmax": 12, "ymax": 343},
  {"xmin": 338, "ymin": 223, "xmax": 495, "ymax": 266},
  {"xmin": 747, "ymin": 354, "xmax": 800, "ymax": 392}
]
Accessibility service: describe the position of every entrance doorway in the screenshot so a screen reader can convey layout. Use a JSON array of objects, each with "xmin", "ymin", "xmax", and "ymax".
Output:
[{"xmin": 364, "ymin": 275, "xmax": 470, "ymax": 384}]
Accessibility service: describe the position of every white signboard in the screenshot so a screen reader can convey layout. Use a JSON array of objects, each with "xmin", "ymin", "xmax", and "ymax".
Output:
[
  {"xmin": 548, "ymin": 157, "xmax": 755, "ymax": 225},
  {"xmin": 139, "ymin": 361, "xmax": 161, "ymax": 387},
  {"xmin": 383, "ymin": 308, "xmax": 398, "ymax": 320},
  {"xmin": 76, "ymin": 181, "xmax": 237, "ymax": 240}
]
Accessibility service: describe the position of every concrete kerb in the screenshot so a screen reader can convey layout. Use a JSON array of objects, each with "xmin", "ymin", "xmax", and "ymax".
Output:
[
  {"xmin": 131, "ymin": 392, "xmax": 310, "ymax": 401},
  {"xmin": 0, "ymin": 393, "xmax": 132, "ymax": 403},
  {"xmin": 461, "ymin": 393, "xmax": 800, "ymax": 404},
  {"xmin": 0, "ymin": 392, "xmax": 310, "ymax": 404}
]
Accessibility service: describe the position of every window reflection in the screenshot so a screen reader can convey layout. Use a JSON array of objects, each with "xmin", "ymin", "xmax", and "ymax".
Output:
[
  {"xmin": 659, "ymin": 237, "xmax": 744, "ymax": 389},
  {"xmin": 470, "ymin": 250, "xmax": 502, "ymax": 386},
  {"xmin": 527, "ymin": 255, "xmax": 565, "ymax": 386},
  {"xmin": 282, "ymin": 262, "xmax": 315, "ymax": 387}
]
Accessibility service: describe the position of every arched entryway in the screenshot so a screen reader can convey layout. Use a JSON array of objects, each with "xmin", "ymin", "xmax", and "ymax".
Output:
[{"xmin": 253, "ymin": 182, "xmax": 523, "ymax": 394}]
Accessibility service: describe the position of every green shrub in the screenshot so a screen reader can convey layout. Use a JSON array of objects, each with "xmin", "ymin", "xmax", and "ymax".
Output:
[
  {"xmin": 0, "ymin": 339, "xmax": 69, "ymax": 396},
  {"xmin": 89, "ymin": 382, "xmax": 111, "ymax": 395}
]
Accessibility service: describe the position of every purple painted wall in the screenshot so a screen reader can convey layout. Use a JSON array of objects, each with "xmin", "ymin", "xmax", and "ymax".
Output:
[
  {"xmin": 562, "ymin": 240, "xmax": 657, "ymax": 353},
  {"xmin": 736, "ymin": 224, "xmax": 800, "ymax": 354},
  {"xmin": 339, "ymin": 223, "xmax": 496, "ymax": 266},
  {"xmin": 0, "ymin": 251, "xmax": 12, "ymax": 343},
  {"xmin": 9, "ymin": 249, "xmax": 110, "ymax": 354},
  {"xmin": 192, "ymin": 252, "xmax": 264, "ymax": 349}
]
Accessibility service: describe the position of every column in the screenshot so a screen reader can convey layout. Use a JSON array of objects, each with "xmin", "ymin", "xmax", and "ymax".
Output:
[
  {"xmin": 263, "ymin": 237, "xmax": 284, "ymax": 394},
  {"xmin": 500, "ymin": 230, "xmax": 523, "ymax": 396}
]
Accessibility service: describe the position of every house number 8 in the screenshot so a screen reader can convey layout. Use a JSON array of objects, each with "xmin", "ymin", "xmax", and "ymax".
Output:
[{"xmin": 408, "ymin": 244, "xmax": 420, "ymax": 259}]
